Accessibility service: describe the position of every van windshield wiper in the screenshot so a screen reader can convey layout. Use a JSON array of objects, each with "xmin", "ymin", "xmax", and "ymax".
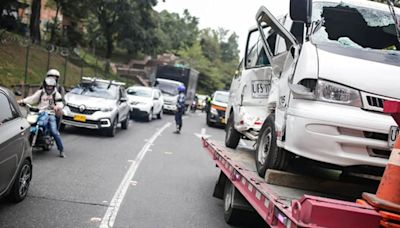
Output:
[{"xmin": 387, "ymin": 0, "xmax": 400, "ymax": 46}]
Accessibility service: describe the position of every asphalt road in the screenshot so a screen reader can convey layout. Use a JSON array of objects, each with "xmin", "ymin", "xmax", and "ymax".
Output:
[{"xmin": 0, "ymin": 112, "xmax": 265, "ymax": 228}]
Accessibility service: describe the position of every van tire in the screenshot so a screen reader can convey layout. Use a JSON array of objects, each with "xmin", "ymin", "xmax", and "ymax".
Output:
[
  {"xmin": 225, "ymin": 114, "xmax": 240, "ymax": 149},
  {"xmin": 255, "ymin": 114, "xmax": 289, "ymax": 177}
]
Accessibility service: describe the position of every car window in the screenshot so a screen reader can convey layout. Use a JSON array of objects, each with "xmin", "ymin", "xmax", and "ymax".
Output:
[
  {"xmin": 127, "ymin": 87, "xmax": 152, "ymax": 98},
  {"xmin": 246, "ymin": 29, "xmax": 270, "ymax": 69},
  {"xmin": 0, "ymin": 93, "xmax": 16, "ymax": 124}
]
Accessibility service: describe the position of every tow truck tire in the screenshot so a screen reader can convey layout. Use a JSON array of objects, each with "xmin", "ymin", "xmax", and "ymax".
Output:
[
  {"xmin": 255, "ymin": 114, "xmax": 289, "ymax": 177},
  {"xmin": 223, "ymin": 181, "xmax": 245, "ymax": 225},
  {"xmin": 225, "ymin": 114, "xmax": 240, "ymax": 149}
]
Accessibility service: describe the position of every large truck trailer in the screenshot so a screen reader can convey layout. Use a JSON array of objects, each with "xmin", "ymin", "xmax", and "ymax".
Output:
[{"xmin": 155, "ymin": 65, "xmax": 199, "ymax": 108}]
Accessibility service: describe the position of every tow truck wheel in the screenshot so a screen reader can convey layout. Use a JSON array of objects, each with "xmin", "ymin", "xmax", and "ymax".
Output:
[
  {"xmin": 255, "ymin": 114, "xmax": 289, "ymax": 177},
  {"xmin": 225, "ymin": 114, "xmax": 240, "ymax": 149},
  {"xmin": 223, "ymin": 181, "xmax": 244, "ymax": 225}
]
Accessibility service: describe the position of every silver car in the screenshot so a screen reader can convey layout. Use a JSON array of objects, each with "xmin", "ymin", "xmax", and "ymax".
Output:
[
  {"xmin": 62, "ymin": 77, "xmax": 131, "ymax": 137},
  {"xmin": 0, "ymin": 86, "xmax": 32, "ymax": 203}
]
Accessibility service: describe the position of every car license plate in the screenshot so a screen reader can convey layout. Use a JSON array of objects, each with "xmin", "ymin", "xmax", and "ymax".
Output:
[
  {"xmin": 388, "ymin": 126, "xmax": 400, "ymax": 148},
  {"xmin": 251, "ymin": 80, "xmax": 270, "ymax": 98},
  {"xmin": 73, "ymin": 115, "xmax": 86, "ymax": 122}
]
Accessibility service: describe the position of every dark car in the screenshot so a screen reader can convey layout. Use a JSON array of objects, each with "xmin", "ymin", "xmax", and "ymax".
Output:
[
  {"xmin": 206, "ymin": 91, "xmax": 229, "ymax": 127},
  {"xmin": 0, "ymin": 86, "xmax": 32, "ymax": 202}
]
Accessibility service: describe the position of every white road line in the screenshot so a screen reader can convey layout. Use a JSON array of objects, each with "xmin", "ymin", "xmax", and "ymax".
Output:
[{"xmin": 100, "ymin": 122, "xmax": 171, "ymax": 228}]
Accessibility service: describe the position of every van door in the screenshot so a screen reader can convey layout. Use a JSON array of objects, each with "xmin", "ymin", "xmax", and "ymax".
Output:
[
  {"xmin": 256, "ymin": 6, "xmax": 301, "ymax": 133},
  {"xmin": 233, "ymin": 28, "xmax": 273, "ymax": 126}
]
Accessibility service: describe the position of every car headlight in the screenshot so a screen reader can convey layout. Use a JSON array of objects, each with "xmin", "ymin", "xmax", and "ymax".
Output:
[
  {"xmin": 315, "ymin": 80, "xmax": 361, "ymax": 107},
  {"xmin": 210, "ymin": 107, "xmax": 218, "ymax": 115},
  {"xmin": 101, "ymin": 107, "xmax": 113, "ymax": 112}
]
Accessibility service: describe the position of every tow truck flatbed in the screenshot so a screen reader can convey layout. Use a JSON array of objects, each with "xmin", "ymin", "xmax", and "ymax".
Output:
[{"xmin": 202, "ymin": 138, "xmax": 381, "ymax": 228}]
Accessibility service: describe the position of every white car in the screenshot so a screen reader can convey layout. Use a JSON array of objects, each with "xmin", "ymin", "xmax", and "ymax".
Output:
[
  {"xmin": 62, "ymin": 77, "xmax": 131, "ymax": 137},
  {"xmin": 126, "ymin": 86, "xmax": 164, "ymax": 121}
]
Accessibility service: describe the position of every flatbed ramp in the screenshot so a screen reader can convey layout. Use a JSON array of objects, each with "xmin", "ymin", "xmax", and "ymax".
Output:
[{"xmin": 202, "ymin": 138, "xmax": 381, "ymax": 228}]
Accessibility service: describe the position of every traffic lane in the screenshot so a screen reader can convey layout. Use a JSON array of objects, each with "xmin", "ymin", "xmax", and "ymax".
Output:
[
  {"xmin": 0, "ymin": 196, "xmax": 105, "ymax": 228},
  {"xmin": 113, "ymin": 112, "xmax": 232, "ymax": 228},
  {"xmin": 0, "ymin": 116, "xmax": 173, "ymax": 227}
]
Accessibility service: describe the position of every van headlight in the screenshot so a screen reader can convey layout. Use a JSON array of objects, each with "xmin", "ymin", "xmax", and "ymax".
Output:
[
  {"xmin": 210, "ymin": 107, "xmax": 218, "ymax": 115},
  {"xmin": 315, "ymin": 80, "xmax": 361, "ymax": 107}
]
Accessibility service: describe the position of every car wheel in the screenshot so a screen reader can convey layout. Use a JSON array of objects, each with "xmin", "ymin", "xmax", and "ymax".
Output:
[
  {"xmin": 255, "ymin": 114, "xmax": 289, "ymax": 177},
  {"xmin": 157, "ymin": 108, "xmax": 163, "ymax": 119},
  {"xmin": 121, "ymin": 116, "xmax": 129, "ymax": 130},
  {"xmin": 206, "ymin": 113, "xmax": 213, "ymax": 127},
  {"xmin": 106, "ymin": 118, "xmax": 117, "ymax": 137},
  {"xmin": 225, "ymin": 114, "xmax": 240, "ymax": 149},
  {"xmin": 146, "ymin": 109, "xmax": 153, "ymax": 122},
  {"xmin": 8, "ymin": 159, "xmax": 32, "ymax": 203}
]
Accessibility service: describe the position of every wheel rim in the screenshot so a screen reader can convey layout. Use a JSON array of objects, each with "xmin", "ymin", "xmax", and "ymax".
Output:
[
  {"xmin": 258, "ymin": 127, "xmax": 272, "ymax": 165},
  {"xmin": 18, "ymin": 164, "xmax": 31, "ymax": 198},
  {"xmin": 224, "ymin": 184, "xmax": 234, "ymax": 212}
]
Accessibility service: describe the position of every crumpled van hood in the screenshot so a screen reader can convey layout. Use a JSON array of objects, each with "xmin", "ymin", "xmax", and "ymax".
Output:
[{"xmin": 317, "ymin": 45, "xmax": 400, "ymax": 99}]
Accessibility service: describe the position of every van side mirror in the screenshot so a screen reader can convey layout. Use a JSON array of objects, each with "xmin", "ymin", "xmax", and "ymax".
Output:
[
  {"xmin": 290, "ymin": 0, "xmax": 312, "ymax": 26},
  {"xmin": 288, "ymin": 83, "xmax": 314, "ymax": 99}
]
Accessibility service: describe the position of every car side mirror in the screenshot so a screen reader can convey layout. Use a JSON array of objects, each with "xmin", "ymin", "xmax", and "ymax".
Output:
[
  {"xmin": 14, "ymin": 90, "xmax": 22, "ymax": 96},
  {"xmin": 154, "ymin": 97, "xmax": 159, "ymax": 100},
  {"xmin": 120, "ymin": 97, "xmax": 128, "ymax": 102},
  {"xmin": 290, "ymin": 0, "xmax": 312, "ymax": 26}
]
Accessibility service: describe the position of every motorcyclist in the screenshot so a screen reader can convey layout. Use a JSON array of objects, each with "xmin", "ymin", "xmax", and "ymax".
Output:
[
  {"xmin": 174, "ymin": 85, "xmax": 186, "ymax": 134},
  {"xmin": 45, "ymin": 69, "xmax": 65, "ymax": 98},
  {"xmin": 19, "ymin": 77, "xmax": 65, "ymax": 158}
]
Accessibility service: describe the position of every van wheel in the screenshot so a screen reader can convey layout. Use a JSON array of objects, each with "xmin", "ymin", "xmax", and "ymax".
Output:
[
  {"xmin": 206, "ymin": 113, "xmax": 213, "ymax": 127},
  {"xmin": 59, "ymin": 123, "xmax": 66, "ymax": 132},
  {"xmin": 225, "ymin": 114, "xmax": 240, "ymax": 149},
  {"xmin": 223, "ymin": 181, "xmax": 245, "ymax": 225},
  {"xmin": 8, "ymin": 159, "xmax": 32, "ymax": 203},
  {"xmin": 255, "ymin": 114, "xmax": 289, "ymax": 177}
]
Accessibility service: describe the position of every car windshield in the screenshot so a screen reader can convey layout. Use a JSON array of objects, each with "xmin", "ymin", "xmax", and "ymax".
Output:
[
  {"xmin": 70, "ymin": 82, "xmax": 118, "ymax": 100},
  {"xmin": 311, "ymin": 1, "xmax": 400, "ymax": 51},
  {"xmin": 214, "ymin": 92, "xmax": 229, "ymax": 103},
  {"xmin": 127, "ymin": 87, "xmax": 152, "ymax": 98},
  {"xmin": 156, "ymin": 81, "xmax": 180, "ymax": 96}
]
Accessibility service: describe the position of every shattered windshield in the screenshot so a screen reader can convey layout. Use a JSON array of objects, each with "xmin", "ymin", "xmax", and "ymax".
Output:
[{"xmin": 311, "ymin": 1, "xmax": 400, "ymax": 51}]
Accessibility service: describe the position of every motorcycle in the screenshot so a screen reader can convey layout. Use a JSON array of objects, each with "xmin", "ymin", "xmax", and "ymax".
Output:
[
  {"xmin": 190, "ymin": 100, "xmax": 197, "ymax": 113},
  {"xmin": 25, "ymin": 104, "xmax": 54, "ymax": 151}
]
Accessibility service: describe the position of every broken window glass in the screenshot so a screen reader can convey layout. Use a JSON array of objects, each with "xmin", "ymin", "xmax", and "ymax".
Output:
[{"xmin": 311, "ymin": 2, "xmax": 400, "ymax": 51}]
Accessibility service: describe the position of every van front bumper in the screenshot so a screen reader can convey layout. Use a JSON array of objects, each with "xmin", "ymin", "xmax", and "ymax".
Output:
[{"xmin": 284, "ymin": 99, "xmax": 395, "ymax": 168}]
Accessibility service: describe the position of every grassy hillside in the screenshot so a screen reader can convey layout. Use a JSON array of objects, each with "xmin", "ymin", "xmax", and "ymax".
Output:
[{"xmin": 0, "ymin": 32, "xmax": 127, "ymax": 89}]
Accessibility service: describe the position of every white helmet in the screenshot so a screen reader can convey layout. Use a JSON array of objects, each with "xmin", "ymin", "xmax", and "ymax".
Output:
[{"xmin": 46, "ymin": 69, "xmax": 61, "ymax": 79}]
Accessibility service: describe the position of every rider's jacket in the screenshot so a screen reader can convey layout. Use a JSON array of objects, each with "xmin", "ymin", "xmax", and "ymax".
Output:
[{"xmin": 22, "ymin": 88, "xmax": 63, "ymax": 114}]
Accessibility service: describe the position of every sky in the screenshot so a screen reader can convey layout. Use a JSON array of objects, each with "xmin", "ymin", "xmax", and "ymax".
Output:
[{"xmin": 154, "ymin": 0, "xmax": 289, "ymax": 58}]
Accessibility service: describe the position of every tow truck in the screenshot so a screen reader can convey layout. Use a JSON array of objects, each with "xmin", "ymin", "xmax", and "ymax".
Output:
[{"xmin": 201, "ymin": 100, "xmax": 400, "ymax": 227}]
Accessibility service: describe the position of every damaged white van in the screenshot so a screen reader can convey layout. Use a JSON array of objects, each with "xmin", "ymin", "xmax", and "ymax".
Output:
[{"xmin": 254, "ymin": 0, "xmax": 400, "ymax": 177}]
